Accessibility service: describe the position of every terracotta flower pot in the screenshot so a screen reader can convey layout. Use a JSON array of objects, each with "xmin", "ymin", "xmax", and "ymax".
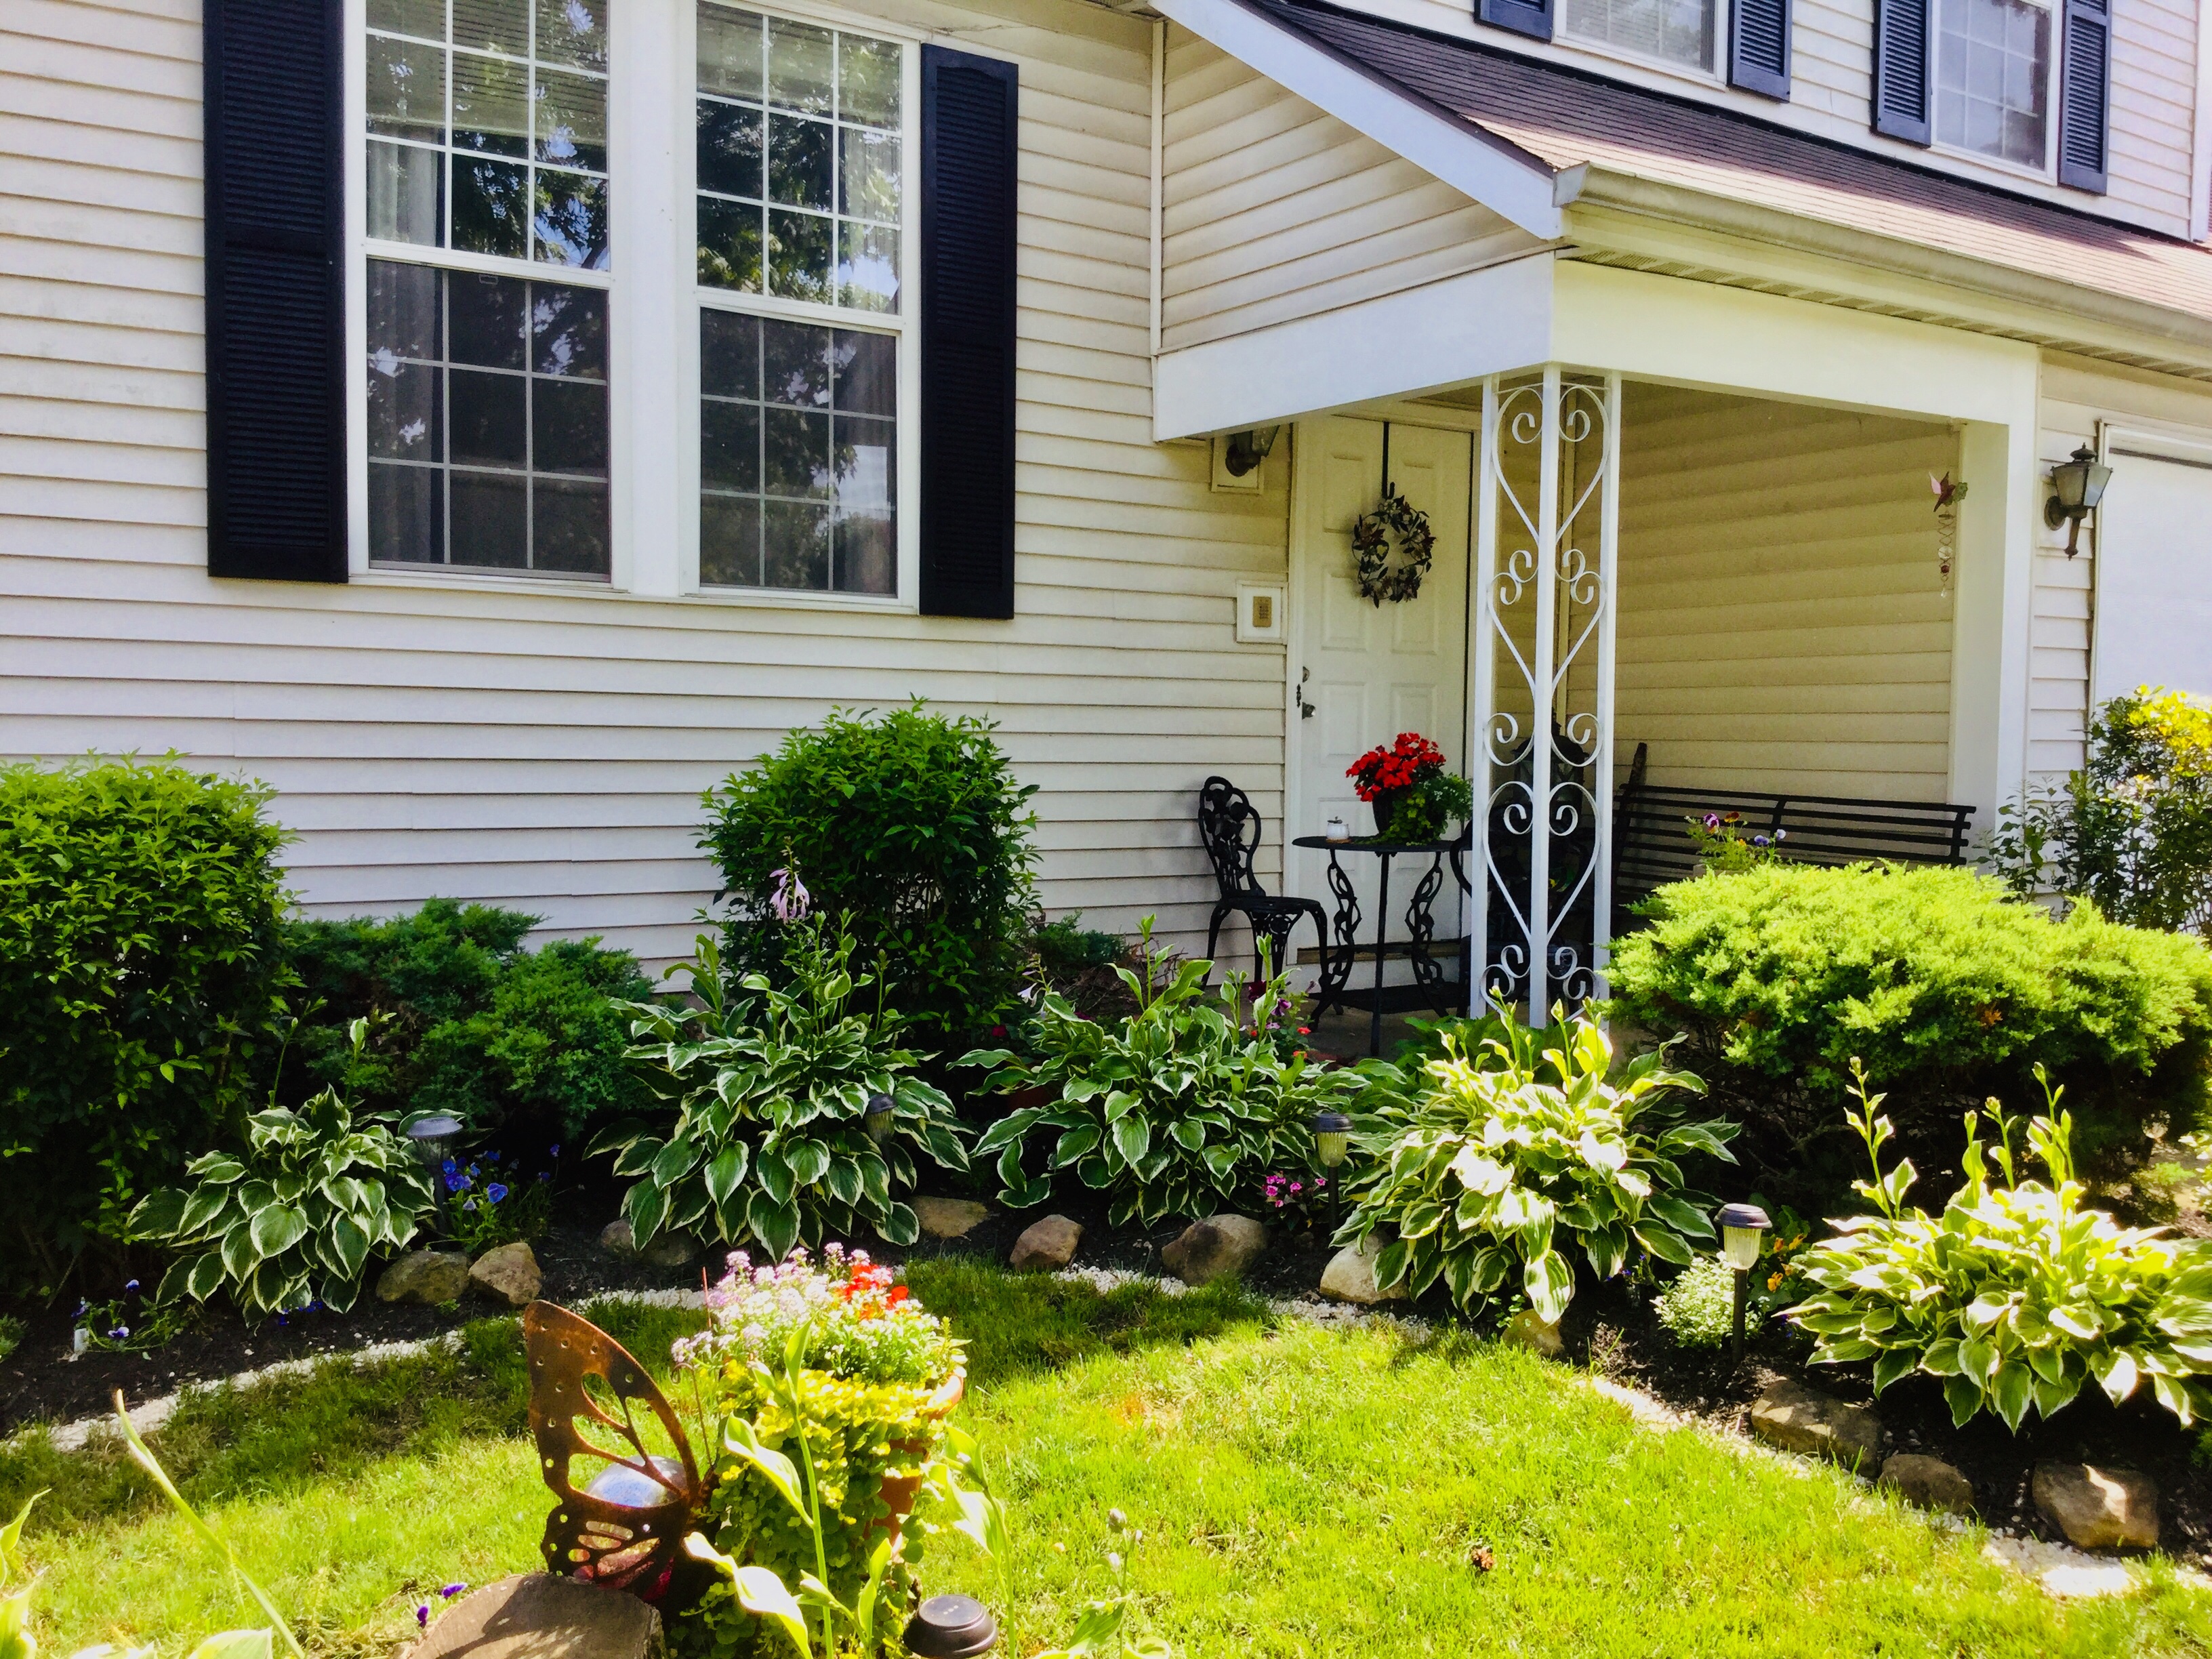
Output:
[{"xmin": 870, "ymin": 1367, "xmax": 966, "ymax": 1546}]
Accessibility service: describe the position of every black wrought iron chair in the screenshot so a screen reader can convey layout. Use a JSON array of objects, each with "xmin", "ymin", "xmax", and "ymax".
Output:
[{"xmin": 1197, "ymin": 776, "xmax": 1328, "ymax": 981}]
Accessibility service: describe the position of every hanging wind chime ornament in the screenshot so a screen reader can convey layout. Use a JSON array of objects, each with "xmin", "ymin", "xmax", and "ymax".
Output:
[
  {"xmin": 1929, "ymin": 471, "xmax": 1967, "ymax": 598},
  {"xmin": 1351, "ymin": 423, "xmax": 1436, "ymax": 605}
]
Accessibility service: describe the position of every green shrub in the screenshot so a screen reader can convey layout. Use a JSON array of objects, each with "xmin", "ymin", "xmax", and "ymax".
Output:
[
  {"xmin": 961, "ymin": 925, "xmax": 1364, "ymax": 1227},
  {"xmin": 1989, "ymin": 686, "xmax": 2212, "ymax": 937},
  {"xmin": 1605, "ymin": 863, "xmax": 2212, "ymax": 1209},
  {"xmin": 1032, "ymin": 913, "xmax": 1124, "ymax": 976},
  {"xmin": 1654, "ymin": 1257, "xmax": 1735, "ymax": 1350},
  {"xmin": 127, "ymin": 1023, "xmax": 436, "ymax": 1316},
  {"xmin": 701, "ymin": 701, "xmax": 1038, "ymax": 1046},
  {"xmin": 1788, "ymin": 1065, "xmax": 2212, "ymax": 1429},
  {"xmin": 283, "ymin": 898, "xmax": 653, "ymax": 1147},
  {"xmin": 1336, "ymin": 1009, "xmax": 1738, "ymax": 1321},
  {"xmin": 602, "ymin": 920, "xmax": 968, "ymax": 1258},
  {"xmin": 0, "ymin": 756, "xmax": 295, "ymax": 1286}
]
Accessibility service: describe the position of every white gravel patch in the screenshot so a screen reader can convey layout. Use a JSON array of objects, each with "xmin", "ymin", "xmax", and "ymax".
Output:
[
  {"xmin": 20, "ymin": 1288, "xmax": 706, "ymax": 1455},
  {"xmin": 1981, "ymin": 1533, "xmax": 2151, "ymax": 1599}
]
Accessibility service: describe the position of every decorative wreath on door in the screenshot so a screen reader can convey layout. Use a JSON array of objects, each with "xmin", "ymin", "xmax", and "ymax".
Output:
[{"xmin": 1352, "ymin": 487, "xmax": 1435, "ymax": 606}]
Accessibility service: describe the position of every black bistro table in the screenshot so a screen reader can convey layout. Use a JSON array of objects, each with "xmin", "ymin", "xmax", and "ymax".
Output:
[{"xmin": 1292, "ymin": 833, "xmax": 1474, "ymax": 1058}]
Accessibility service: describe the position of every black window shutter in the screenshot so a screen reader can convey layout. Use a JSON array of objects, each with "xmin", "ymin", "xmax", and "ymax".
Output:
[
  {"xmin": 2057, "ymin": 0, "xmax": 2112, "ymax": 192},
  {"xmin": 1729, "ymin": 0, "xmax": 1793, "ymax": 100},
  {"xmin": 1477, "ymin": 0, "xmax": 1553, "ymax": 43},
  {"xmin": 204, "ymin": 0, "xmax": 347, "ymax": 582},
  {"xmin": 1870, "ymin": 0, "xmax": 1933, "ymax": 146},
  {"xmin": 918, "ymin": 46, "xmax": 1019, "ymax": 620}
]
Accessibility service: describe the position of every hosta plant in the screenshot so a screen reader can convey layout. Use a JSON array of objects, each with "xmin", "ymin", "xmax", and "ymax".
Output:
[
  {"xmin": 600, "ymin": 918, "xmax": 968, "ymax": 1260},
  {"xmin": 960, "ymin": 922, "xmax": 1364, "ymax": 1227},
  {"xmin": 127, "ymin": 1020, "xmax": 436, "ymax": 1315},
  {"xmin": 1336, "ymin": 1006, "xmax": 1738, "ymax": 1322},
  {"xmin": 1788, "ymin": 1063, "xmax": 2212, "ymax": 1429}
]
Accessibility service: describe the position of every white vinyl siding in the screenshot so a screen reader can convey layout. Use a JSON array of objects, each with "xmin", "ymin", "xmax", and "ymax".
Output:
[
  {"xmin": 1610, "ymin": 385, "xmax": 1961, "ymax": 800},
  {"xmin": 1158, "ymin": 26, "xmax": 1540, "ymax": 354},
  {"xmin": 0, "ymin": 0, "xmax": 1294, "ymax": 968},
  {"xmin": 2032, "ymin": 354, "xmax": 2212, "ymax": 781}
]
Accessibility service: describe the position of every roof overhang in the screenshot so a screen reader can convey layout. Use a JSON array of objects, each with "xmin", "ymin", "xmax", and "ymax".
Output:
[{"xmin": 1150, "ymin": 0, "xmax": 1569, "ymax": 238}]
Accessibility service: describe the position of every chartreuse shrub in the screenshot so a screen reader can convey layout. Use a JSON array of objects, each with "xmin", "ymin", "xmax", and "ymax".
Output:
[
  {"xmin": 1336, "ymin": 1008, "xmax": 1739, "ymax": 1322},
  {"xmin": 0, "ymin": 756, "xmax": 295, "ymax": 1286},
  {"xmin": 283, "ymin": 897, "xmax": 653, "ymax": 1147},
  {"xmin": 1990, "ymin": 685, "xmax": 2212, "ymax": 937},
  {"xmin": 601, "ymin": 919, "xmax": 968, "ymax": 1258},
  {"xmin": 127, "ymin": 1021, "xmax": 437, "ymax": 1316},
  {"xmin": 1790, "ymin": 1064, "xmax": 2212, "ymax": 1430},
  {"xmin": 701, "ymin": 701, "xmax": 1038, "ymax": 1046},
  {"xmin": 961, "ymin": 924, "xmax": 1364, "ymax": 1226},
  {"xmin": 1605, "ymin": 862, "xmax": 2212, "ymax": 1207}
]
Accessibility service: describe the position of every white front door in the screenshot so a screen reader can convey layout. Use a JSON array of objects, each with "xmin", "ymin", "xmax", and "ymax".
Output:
[{"xmin": 1288, "ymin": 416, "xmax": 1473, "ymax": 991}]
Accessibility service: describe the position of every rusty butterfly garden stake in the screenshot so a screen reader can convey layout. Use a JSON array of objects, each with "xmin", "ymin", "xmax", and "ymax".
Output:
[{"xmin": 525, "ymin": 1300, "xmax": 707, "ymax": 1603}]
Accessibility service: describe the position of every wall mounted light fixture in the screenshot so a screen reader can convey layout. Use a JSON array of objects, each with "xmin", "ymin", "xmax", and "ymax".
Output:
[
  {"xmin": 1223, "ymin": 426, "xmax": 1281, "ymax": 478},
  {"xmin": 2044, "ymin": 444, "xmax": 2113, "ymax": 558}
]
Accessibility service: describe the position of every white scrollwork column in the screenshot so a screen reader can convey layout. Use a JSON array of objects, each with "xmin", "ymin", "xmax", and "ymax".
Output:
[{"xmin": 1469, "ymin": 367, "xmax": 1620, "ymax": 1019}]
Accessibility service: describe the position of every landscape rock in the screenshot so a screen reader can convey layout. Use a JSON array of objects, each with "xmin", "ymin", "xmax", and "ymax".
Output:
[
  {"xmin": 1502, "ymin": 1309, "xmax": 1563, "ymax": 1357},
  {"xmin": 914, "ymin": 1197, "xmax": 991, "ymax": 1240},
  {"xmin": 1748, "ymin": 1379, "xmax": 1883, "ymax": 1470},
  {"xmin": 1318, "ymin": 1235, "xmax": 1406, "ymax": 1305},
  {"xmin": 470, "ymin": 1241, "xmax": 544, "ymax": 1307},
  {"xmin": 598, "ymin": 1219, "xmax": 695, "ymax": 1268},
  {"xmin": 2033, "ymin": 1462, "xmax": 2159, "ymax": 1551},
  {"xmin": 1881, "ymin": 1453, "xmax": 1976, "ymax": 1517},
  {"xmin": 375, "ymin": 1248, "xmax": 470, "ymax": 1306},
  {"xmin": 1010, "ymin": 1214, "xmax": 1083, "ymax": 1271},
  {"xmin": 1160, "ymin": 1214, "xmax": 1268, "ymax": 1286},
  {"xmin": 411, "ymin": 1573, "xmax": 662, "ymax": 1659}
]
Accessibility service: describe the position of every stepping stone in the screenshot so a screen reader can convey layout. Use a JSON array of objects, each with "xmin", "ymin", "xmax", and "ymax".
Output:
[
  {"xmin": 1748, "ymin": 1379, "xmax": 1882, "ymax": 1471},
  {"xmin": 411, "ymin": 1573, "xmax": 661, "ymax": 1659},
  {"xmin": 1161, "ymin": 1215, "xmax": 1267, "ymax": 1286}
]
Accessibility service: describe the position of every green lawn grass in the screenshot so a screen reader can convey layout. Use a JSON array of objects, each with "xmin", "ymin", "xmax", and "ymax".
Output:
[{"xmin": 12, "ymin": 1267, "xmax": 2211, "ymax": 1658}]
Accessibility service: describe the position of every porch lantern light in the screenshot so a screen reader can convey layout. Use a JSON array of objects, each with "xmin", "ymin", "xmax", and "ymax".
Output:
[
  {"xmin": 1311, "ymin": 1111, "xmax": 1353, "ymax": 1168},
  {"xmin": 863, "ymin": 1091, "xmax": 897, "ymax": 1143},
  {"xmin": 2044, "ymin": 444, "xmax": 2113, "ymax": 557},
  {"xmin": 1715, "ymin": 1202, "xmax": 1771, "ymax": 1363},
  {"xmin": 1223, "ymin": 426, "xmax": 1281, "ymax": 478},
  {"xmin": 903, "ymin": 1593, "xmax": 999, "ymax": 1657}
]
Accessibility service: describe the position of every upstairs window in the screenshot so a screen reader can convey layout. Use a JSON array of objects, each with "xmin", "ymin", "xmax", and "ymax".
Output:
[
  {"xmin": 1563, "ymin": 0, "xmax": 1717, "ymax": 74},
  {"xmin": 1935, "ymin": 0, "xmax": 2050, "ymax": 169}
]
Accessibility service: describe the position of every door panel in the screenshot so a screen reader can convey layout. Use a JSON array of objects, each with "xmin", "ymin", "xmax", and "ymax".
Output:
[{"xmin": 1290, "ymin": 417, "xmax": 1473, "ymax": 989}]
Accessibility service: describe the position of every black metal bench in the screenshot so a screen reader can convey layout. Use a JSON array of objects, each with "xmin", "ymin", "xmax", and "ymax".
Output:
[{"xmin": 1612, "ymin": 778, "xmax": 1975, "ymax": 923}]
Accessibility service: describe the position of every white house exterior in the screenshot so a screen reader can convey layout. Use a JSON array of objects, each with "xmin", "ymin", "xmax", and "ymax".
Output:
[{"xmin": 7, "ymin": 0, "xmax": 2212, "ymax": 995}]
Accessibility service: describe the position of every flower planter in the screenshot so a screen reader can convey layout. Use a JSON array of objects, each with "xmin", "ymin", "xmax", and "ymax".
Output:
[
  {"xmin": 1370, "ymin": 787, "xmax": 1412, "ymax": 838},
  {"xmin": 871, "ymin": 1367, "xmax": 966, "ymax": 1547}
]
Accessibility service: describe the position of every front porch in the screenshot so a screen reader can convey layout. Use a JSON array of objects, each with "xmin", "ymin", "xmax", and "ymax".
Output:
[{"xmin": 1271, "ymin": 345, "xmax": 2004, "ymax": 1021}]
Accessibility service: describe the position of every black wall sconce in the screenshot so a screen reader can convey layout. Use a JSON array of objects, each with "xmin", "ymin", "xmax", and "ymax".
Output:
[
  {"xmin": 1223, "ymin": 426, "xmax": 1281, "ymax": 478},
  {"xmin": 2045, "ymin": 445, "xmax": 2113, "ymax": 558}
]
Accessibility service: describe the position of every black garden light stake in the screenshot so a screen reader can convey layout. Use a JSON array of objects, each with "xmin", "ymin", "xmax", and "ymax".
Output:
[
  {"xmin": 1313, "ymin": 1110, "xmax": 1352, "ymax": 1233},
  {"xmin": 407, "ymin": 1113, "xmax": 464, "ymax": 1237},
  {"xmin": 1715, "ymin": 1203, "xmax": 1771, "ymax": 1364},
  {"xmin": 863, "ymin": 1091, "xmax": 897, "ymax": 1144}
]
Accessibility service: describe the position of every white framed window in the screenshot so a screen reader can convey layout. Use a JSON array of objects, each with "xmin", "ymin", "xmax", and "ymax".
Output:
[
  {"xmin": 688, "ymin": 3, "xmax": 920, "ymax": 602},
  {"xmin": 359, "ymin": 0, "xmax": 615, "ymax": 578},
  {"xmin": 1934, "ymin": 0, "xmax": 2052, "ymax": 172},
  {"xmin": 1562, "ymin": 0, "xmax": 1719, "ymax": 78}
]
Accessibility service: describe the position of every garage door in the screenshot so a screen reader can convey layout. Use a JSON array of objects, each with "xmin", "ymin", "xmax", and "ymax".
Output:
[{"xmin": 2093, "ymin": 434, "xmax": 2212, "ymax": 705}]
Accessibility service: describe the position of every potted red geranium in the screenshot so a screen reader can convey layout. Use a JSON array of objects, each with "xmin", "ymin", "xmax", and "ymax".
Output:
[{"xmin": 1348, "ymin": 732, "xmax": 1450, "ymax": 840}]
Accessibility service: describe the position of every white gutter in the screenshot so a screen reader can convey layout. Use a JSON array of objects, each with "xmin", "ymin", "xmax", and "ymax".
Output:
[{"xmin": 1150, "ymin": 0, "xmax": 1565, "ymax": 239}]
